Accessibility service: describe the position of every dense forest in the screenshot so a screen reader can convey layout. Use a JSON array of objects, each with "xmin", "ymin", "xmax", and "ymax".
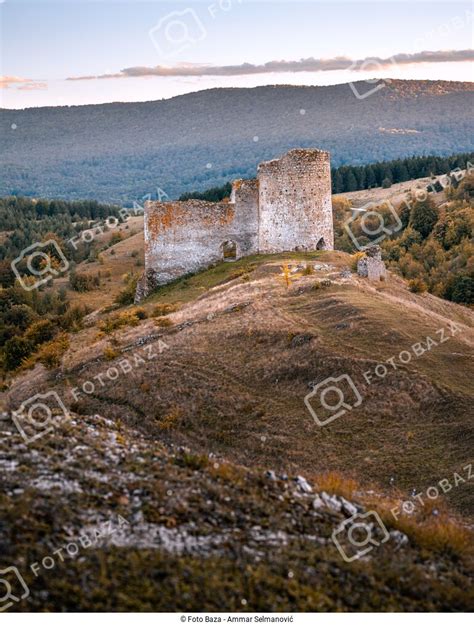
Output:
[
  {"xmin": 0, "ymin": 196, "xmax": 122, "ymax": 264},
  {"xmin": 331, "ymin": 152, "xmax": 473, "ymax": 193},
  {"xmin": 0, "ymin": 197, "xmax": 128, "ymax": 380},
  {"xmin": 333, "ymin": 174, "xmax": 474, "ymax": 304},
  {"xmin": 1, "ymin": 80, "xmax": 473, "ymax": 202},
  {"xmin": 179, "ymin": 182, "xmax": 233, "ymax": 202}
]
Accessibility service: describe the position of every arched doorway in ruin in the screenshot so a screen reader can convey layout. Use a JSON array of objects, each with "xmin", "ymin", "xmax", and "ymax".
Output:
[
  {"xmin": 316, "ymin": 237, "xmax": 327, "ymax": 250},
  {"xmin": 221, "ymin": 240, "xmax": 237, "ymax": 261}
]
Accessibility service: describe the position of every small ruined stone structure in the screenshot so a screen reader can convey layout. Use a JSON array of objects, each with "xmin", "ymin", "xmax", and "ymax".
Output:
[
  {"xmin": 137, "ymin": 149, "xmax": 333, "ymax": 300},
  {"xmin": 357, "ymin": 245, "xmax": 386, "ymax": 281}
]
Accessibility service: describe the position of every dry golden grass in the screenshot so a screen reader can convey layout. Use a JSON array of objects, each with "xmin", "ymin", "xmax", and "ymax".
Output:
[
  {"xmin": 393, "ymin": 514, "xmax": 472, "ymax": 556},
  {"xmin": 157, "ymin": 406, "xmax": 182, "ymax": 430},
  {"xmin": 377, "ymin": 494, "xmax": 473, "ymax": 558},
  {"xmin": 103, "ymin": 345, "xmax": 121, "ymax": 360},
  {"xmin": 311, "ymin": 471, "xmax": 359, "ymax": 500},
  {"xmin": 310, "ymin": 471, "xmax": 472, "ymax": 558},
  {"xmin": 55, "ymin": 216, "xmax": 144, "ymax": 310},
  {"xmin": 151, "ymin": 303, "xmax": 180, "ymax": 317},
  {"xmin": 208, "ymin": 460, "xmax": 246, "ymax": 485},
  {"xmin": 154, "ymin": 317, "xmax": 173, "ymax": 328}
]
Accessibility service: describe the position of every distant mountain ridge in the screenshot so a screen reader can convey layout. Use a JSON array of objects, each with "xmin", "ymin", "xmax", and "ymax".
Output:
[{"xmin": 1, "ymin": 79, "xmax": 473, "ymax": 203}]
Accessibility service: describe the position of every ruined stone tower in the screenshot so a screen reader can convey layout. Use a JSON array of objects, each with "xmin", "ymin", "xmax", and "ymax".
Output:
[
  {"xmin": 136, "ymin": 148, "xmax": 333, "ymax": 301},
  {"xmin": 258, "ymin": 149, "xmax": 333, "ymax": 253}
]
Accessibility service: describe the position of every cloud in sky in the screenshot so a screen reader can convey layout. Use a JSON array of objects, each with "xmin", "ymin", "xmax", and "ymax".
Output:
[
  {"xmin": 17, "ymin": 82, "xmax": 48, "ymax": 91},
  {"xmin": 67, "ymin": 49, "xmax": 474, "ymax": 81},
  {"xmin": 0, "ymin": 76, "xmax": 48, "ymax": 90}
]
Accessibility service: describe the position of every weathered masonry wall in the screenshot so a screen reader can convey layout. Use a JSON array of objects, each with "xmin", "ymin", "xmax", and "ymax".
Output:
[
  {"xmin": 357, "ymin": 245, "xmax": 386, "ymax": 281},
  {"xmin": 143, "ymin": 185, "xmax": 259, "ymax": 289},
  {"xmin": 257, "ymin": 149, "xmax": 333, "ymax": 253},
  {"xmin": 144, "ymin": 200, "xmax": 232, "ymax": 286},
  {"xmin": 231, "ymin": 178, "xmax": 259, "ymax": 255},
  {"xmin": 138, "ymin": 148, "xmax": 334, "ymax": 300}
]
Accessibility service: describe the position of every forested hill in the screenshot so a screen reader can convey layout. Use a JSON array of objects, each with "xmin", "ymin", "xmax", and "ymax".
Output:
[{"xmin": 1, "ymin": 79, "xmax": 473, "ymax": 203}]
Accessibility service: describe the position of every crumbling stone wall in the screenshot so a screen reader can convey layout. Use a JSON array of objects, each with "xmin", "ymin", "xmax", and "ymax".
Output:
[
  {"xmin": 141, "ymin": 182, "xmax": 259, "ymax": 295},
  {"xmin": 231, "ymin": 178, "xmax": 259, "ymax": 256},
  {"xmin": 357, "ymin": 245, "xmax": 387, "ymax": 281},
  {"xmin": 258, "ymin": 149, "xmax": 333, "ymax": 253},
  {"xmin": 138, "ymin": 148, "xmax": 334, "ymax": 299}
]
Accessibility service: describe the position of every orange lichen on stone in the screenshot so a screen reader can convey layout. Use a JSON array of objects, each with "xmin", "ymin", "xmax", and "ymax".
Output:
[
  {"xmin": 219, "ymin": 204, "xmax": 235, "ymax": 225},
  {"xmin": 146, "ymin": 210, "xmax": 163, "ymax": 237},
  {"xmin": 147, "ymin": 203, "xmax": 188, "ymax": 236},
  {"xmin": 146, "ymin": 201, "xmax": 236, "ymax": 243}
]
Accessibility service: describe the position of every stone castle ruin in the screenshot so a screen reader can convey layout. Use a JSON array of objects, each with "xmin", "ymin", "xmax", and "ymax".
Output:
[{"xmin": 137, "ymin": 149, "xmax": 334, "ymax": 300}]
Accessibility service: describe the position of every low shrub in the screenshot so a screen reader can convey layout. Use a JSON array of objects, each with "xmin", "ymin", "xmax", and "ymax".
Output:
[
  {"xmin": 24, "ymin": 319, "xmax": 56, "ymax": 347},
  {"xmin": 132, "ymin": 306, "xmax": 148, "ymax": 320},
  {"xmin": 154, "ymin": 317, "xmax": 173, "ymax": 328},
  {"xmin": 3, "ymin": 336, "xmax": 32, "ymax": 371},
  {"xmin": 29, "ymin": 333, "xmax": 70, "ymax": 369},
  {"xmin": 351, "ymin": 251, "xmax": 366, "ymax": 271},
  {"xmin": 104, "ymin": 345, "xmax": 121, "ymax": 360},
  {"xmin": 174, "ymin": 453, "xmax": 209, "ymax": 470},
  {"xmin": 60, "ymin": 304, "xmax": 88, "ymax": 332},
  {"xmin": 109, "ymin": 231, "xmax": 123, "ymax": 246},
  {"xmin": 151, "ymin": 303, "xmax": 179, "ymax": 317},
  {"xmin": 69, "ymin": 272, "xmax": 100, "ymax": 292},
  {"xmin": 158, "ymin": 406, "xmax": 182, "ymax": 430},
  {"xmin": 115, "ymin": 273, "xmax": 138, "ymax": 306},
  {"xmin": 99, "ymin": 310, "xmax": 141, "ymax": 334},
  {"xmin": 409, "ymin": 278, "xmax": 427, "ymax": 293}
]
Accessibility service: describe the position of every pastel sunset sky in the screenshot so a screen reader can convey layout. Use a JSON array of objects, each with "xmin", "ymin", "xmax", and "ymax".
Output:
[{"xmin": 1, "ymin": 0, "xmax": 473, "ymax": 108}]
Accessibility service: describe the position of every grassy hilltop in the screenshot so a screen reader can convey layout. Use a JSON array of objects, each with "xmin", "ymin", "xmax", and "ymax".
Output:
[{"xmin": 1, "ymin": 169, "xmax": 473, "ymax": 611}]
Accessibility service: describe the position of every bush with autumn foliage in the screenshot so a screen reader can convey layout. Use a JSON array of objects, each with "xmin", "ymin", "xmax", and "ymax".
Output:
[{"xmin": 334, "ymin": 175, "xmax": 473, "ymax": 305}]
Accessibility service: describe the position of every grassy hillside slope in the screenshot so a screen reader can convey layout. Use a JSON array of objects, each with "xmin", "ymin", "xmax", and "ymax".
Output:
[{"xmin": 2, "ymin": 250, "xmax": 473, "ymax": 611}]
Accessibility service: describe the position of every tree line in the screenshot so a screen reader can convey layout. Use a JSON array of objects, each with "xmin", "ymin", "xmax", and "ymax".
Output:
[
  {"xmin": 0, "ymin": 196, "xmax": 122, "ymax": 264},
  {"xmin": 179, "ymin": 152, "xmax": 474, "ymax": 200},
  {"xmin": 331, "ymin": 152, "xmax": 474, "ymax": 193}
]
